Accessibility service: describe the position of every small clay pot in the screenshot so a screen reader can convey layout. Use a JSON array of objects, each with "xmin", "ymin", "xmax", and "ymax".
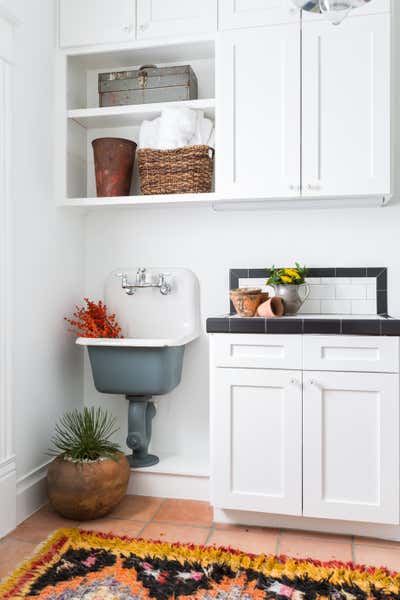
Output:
[
  {"xmin": 257, "ymin": 296, "xmax": 285, "ymax": 318},
  {"xmin": 47, "ymin": 452, "xmax": 130, "ymax": 521},
  {"xmin": 230, "ymin": 288, "xmax": 266, "ymax": 317}
]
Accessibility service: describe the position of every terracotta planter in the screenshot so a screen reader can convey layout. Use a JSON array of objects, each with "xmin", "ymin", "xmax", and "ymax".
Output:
[
  {"xmin": 92, "ymin": 137, "xmax": 137, "ymax": 197},
  {"xmin": 257, "ymin": 296, "xmax": 285, "ymax": 318},
  {"xmin": 230, "ymin": 288, "xmax": 267, "ymax": 317},
  {"xmin": 47, "ymin": 453, "xmax": 130, "ymax": 521}
]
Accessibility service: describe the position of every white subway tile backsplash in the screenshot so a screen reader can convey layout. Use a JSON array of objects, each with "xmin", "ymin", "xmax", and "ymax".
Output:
[
  {"xmin": 367, "ymin": 284, "xmax": 377, "ymax": 300},
  {"xmin": 299, "ymin": 300, "xmax": 322, "ymax": 314},
  {"xmin": 321, "ymin": 277, "xmax": 351, "ymax": 284},
  {"xmin": 321, "ymin": 300, "xmax": 352, "ymax": 314},
  {"xmin": 308, "ymin": 285, "xmax": 335, "ymax": 300},
  {"xmin": 351, "ymin": 300, "xmax": 377, "ymax": 315},
  {"xmin": 335, "ymin": 285, "xmax": 366, "ymax": 300},
  {"xmin": 237, "ymin": 275, "xmax": 378, "ymax": 316}
]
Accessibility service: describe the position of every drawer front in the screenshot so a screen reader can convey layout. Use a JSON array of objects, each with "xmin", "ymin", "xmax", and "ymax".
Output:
[
  {"xmin": 303, "ymin": 336, "xmax": 399, "ymax": 373},
  {"xmin": 212, "ymin": 334, "xmax": 302, "ymax": 370}
]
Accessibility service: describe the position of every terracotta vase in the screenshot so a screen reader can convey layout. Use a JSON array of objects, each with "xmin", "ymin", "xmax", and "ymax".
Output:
[
  {"xmin": 47, "ymin": 453, "xmax": 130, "ymax": 520},
  {"xmin": 92, "ymin": 137, "xmax": 137, "ymax": 197},
  {"xmin": 257, "ymin": 296, "xmax": 285, "ymax": 318},
  {"xmin": 230, "ymin": 288, "xmax": 267, "ymax": 317}
]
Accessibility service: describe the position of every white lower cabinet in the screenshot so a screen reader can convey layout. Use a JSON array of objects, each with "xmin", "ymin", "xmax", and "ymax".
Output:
[
  {"xmin": 212, "ymin": 368, "xmax": 302, "ymax": 515},
  {"xmin": 303, "ymin": 371, "xmax": 399, "ymax": 525},
  {"xmin": 210, "ymin": 334, "xmax": 400, "ymax": 526}
]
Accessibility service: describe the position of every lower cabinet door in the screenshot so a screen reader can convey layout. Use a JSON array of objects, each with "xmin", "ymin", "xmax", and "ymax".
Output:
[
  {"xmin": 303, "ymin": 372, "xmax": 400, "ymax": 524},
  {"xmin": 211, "ymin": 369, "xmax": 302, "ymax": 515}
]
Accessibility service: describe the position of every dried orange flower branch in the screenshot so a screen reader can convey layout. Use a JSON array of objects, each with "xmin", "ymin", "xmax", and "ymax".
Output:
[{"xmin": 65, "ymin": 298, "xmax": 123, "ymax": 338}]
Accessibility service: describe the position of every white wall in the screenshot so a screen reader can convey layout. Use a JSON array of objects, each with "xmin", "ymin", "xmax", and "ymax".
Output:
[
  {"xmin": 84, "ymin": 202, "xmax": 400, "ymax": 468},
  {"xmin": 0, "ymin": 0, "xmax": 84, "ymax": 481}
]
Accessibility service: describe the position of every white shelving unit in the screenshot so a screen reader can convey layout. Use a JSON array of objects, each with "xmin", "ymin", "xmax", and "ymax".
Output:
[
  {"xmin": 68, "ymin": 98, "xmax": 215, "ymax": 129},
  {"xmin": 61, "ymin": 192, "xmax": 387, "ymax": 211}
]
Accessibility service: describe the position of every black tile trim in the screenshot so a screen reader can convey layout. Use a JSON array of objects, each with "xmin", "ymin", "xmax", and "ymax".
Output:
[
  {"xmin": 206, "ymin": 318, "xmax": 229, "ymax": 334},
  {"xmin": 266, "ymin": 318, "xmax": 303, "ymax": 334},
  {"xmin": 303, "ymin": 319, "xmax": 341, "ymax": 335},
  {"xmin": 230, "ymin": 318, "xmax": 265, "ymax": 334},
  {"xmin": 341, "ymin": 320, "xmax": 382, "ymax": 336},
  {"xmin": 206, "ymin": 316, "xmax": 400, "ymax": 337}
]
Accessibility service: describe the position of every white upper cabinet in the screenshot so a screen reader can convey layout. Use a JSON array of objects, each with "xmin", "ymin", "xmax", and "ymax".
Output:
[
  {"xmin": 303, "ymin": 371, "xmax": 400, "ymax": 525},
  {"xmin": 219, "ymin": 0, "xmax": 300, "ymax": 30},
  {"xmin": 212, "ymin": 368, "xmax": 302, "ymax": 516},
  {"xmin": 217, "ymin": 25, "xmax": 301, "ymax": 197},
  {"xmin": 137, "ymin": 0, "xmax": 217, "ymax": 40},
  {"xmin": 302, "ymin": 14, "xmax": 391, "ymax": 197},
  {"xmin": 59, "ymin": 0, "xmax": 135, "ymax": 48}
]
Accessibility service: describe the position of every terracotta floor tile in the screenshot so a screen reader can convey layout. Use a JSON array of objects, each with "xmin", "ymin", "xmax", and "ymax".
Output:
[
  {"xmin": 78, "ymin": 518, "xmax": 145, "ymax": 538},
  {"xmin": 354, "ymin": 545, "xmax": 400, "ymax": 571},
  {"xmin": 0, "ymin": 538, "xmax": 37, "ymax": 580},
  {"xmin": 208, "ymin": 525, "xmax": 279, "ymax": 555},
  {"xmin": 9, "ymin": 510, "xmax": 77, "ymax": 543},
  {"xmin": 280, "ymin": 531, "xmax": 352, "ymax": 562},
  {"xmin": 141, "ymin": 522, "xmax": 210, "ymax": 545},
  {"xmin": 110, "ymin": 495, "xmax": 163, "ymax": 521},
  {"xmin": 154, "ymin": 499, "xmax": 213, "ymax": 526}
]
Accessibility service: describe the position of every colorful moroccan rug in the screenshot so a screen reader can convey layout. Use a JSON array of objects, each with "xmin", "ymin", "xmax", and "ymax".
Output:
[{"xmin": 1, "ymin": 528, "xmax": 400, "ymax": 600}]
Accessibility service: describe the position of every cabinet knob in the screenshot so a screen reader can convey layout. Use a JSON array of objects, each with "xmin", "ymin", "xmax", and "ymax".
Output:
[
  {"xmin": 140, "ymin": 23, "xmax": 150, "ymax": 31},
  {"xmin": 309, "ymin": 379, "xmax": 320, "ymax": 387},
  {"xmin": 288, "ymin": 378, "xmax": 299, "ymax": 387},
  {"xmin": 306, "ymin": 183, "xmax": 322, "ymax": 191},
  {"xmin": 289, "ymin": 185, "xmax": 300, "ymax": 192}
]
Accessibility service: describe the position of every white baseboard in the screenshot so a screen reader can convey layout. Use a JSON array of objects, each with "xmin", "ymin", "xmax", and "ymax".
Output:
[
  {"xmin": 16, "ymin": 461, "xmax": 50, "ymax": 524},
  {"xmin": 128, "ymin": 471, "xmax": 209, "ymax": 501},
  {"xmin": 0, "ymin": 456, "xmax": 17, "ymax": 537},
  {"xmin": 213, "ymin": 508, "xmax": 400, "ymax": 542}
]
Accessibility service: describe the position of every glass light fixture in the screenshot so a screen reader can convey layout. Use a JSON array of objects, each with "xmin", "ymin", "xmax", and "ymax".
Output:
[{"xmin": 319, "ymin": 0, "xmax": 353, "ymax": 24}]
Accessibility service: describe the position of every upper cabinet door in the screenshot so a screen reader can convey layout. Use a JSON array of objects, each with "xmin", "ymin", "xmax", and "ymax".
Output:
[
  {"xmin": 211, "ymin": 369, "xmax": 302, "ymax": 516},
  {"xmin": 303, "ymin": 372, "xmax": 400, "ymax": 525},
  {"xmin": 219, "ymin": 0, "xmax": 300, "ymax": 30},
  {"xmin": 59, "ymin": 0, "xmax": 135, "ymax": 48},
  {"xmin": 137, "ymin": 0, "xmax": 217, "ymax": 40},
  {"xmin": 302, "ymin": 14, "xmax": 391, "ymax": 197},
  {"xmin": 216, "ymin": 25, "xmax": 301, "ymax": 197}
]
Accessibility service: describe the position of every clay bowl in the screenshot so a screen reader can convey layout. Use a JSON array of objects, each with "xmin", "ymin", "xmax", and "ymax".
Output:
[{"xmin": 230, "ymin": 288, "xmax": 268, "ymax": 317}]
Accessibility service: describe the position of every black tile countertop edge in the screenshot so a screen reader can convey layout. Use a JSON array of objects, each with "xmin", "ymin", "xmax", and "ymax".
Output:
[{"xmin": 206, "ymin": 317, "xmax": 400, "ymax": 336}]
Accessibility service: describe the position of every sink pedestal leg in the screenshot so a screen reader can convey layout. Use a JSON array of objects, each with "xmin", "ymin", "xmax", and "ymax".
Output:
[{"xmin": 126, "ymin": 395, "xmax": 159, "ymax": 468}]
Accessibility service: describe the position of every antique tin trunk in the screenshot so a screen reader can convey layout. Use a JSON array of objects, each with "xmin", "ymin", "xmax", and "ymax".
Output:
[{"xmin": 99, "ymin": 65, "xmax": 198, "ymax": 107}]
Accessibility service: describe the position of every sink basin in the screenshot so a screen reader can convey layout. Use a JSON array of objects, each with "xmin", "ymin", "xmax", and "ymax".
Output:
[
  {"xmin": 77, "ymin": 267, "xmax": 201, "ymax": 468},
  {"xmin": 83, "ymin": 345, "xmax": 185, "ymax": 396}
]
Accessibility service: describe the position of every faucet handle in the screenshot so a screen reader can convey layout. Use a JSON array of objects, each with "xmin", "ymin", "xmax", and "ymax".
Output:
[{"xmin": 158, "ymin": 273, "xmax": 172, "ymax": 295}]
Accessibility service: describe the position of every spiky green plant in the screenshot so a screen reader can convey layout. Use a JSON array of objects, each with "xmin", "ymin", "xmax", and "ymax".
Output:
[{"xmin": 49, "ymin": 407, "xmax": 121, "ymax": 461}]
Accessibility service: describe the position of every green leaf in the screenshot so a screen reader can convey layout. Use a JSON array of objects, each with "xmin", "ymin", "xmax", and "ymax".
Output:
[{"xmin": 48, "ymin": 407, "xmax": 121, "ymax": 462}]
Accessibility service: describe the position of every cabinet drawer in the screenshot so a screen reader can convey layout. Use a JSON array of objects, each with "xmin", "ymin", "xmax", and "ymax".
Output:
[
  {"xmin": 303, "ymin": 336, "xmax": 399, "ymax": 373},
  {"xmin": 212, "ymin": 334, "xmax": 302, "ymax": 369}
]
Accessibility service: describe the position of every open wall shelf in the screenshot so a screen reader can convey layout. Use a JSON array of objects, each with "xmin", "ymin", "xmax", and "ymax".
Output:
[{"xmin": 68, "ymin": 98, "xmax": 215, "ymax": 129}]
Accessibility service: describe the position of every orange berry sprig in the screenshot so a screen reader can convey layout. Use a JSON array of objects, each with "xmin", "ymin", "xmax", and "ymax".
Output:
[{"xmin": 65, "ymin": 298, "xmax": 123, "ymax": 338}]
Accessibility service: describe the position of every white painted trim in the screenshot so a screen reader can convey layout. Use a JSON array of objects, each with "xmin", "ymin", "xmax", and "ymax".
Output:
[
  {"xmin": 128, "ymin": 472, "xmax": 209, "ymax": 501},
  {"xmin": 0, "ymin": 456, "xmax": 16, "ymax": 538},
  {"xmin": 16, "ymin": 461, "xmax": 50, "ymax": 524},
  {"xmin": 0, "ymin": 16, "xmax": 15, "ymax": 537},
  {"xmin": 214, "ymin": 508, "xmax": 400, "ymax": 542}
]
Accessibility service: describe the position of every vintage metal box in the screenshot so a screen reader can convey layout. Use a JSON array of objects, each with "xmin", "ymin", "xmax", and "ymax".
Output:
[{"xmin": 98, "ymin": 65, "xmax": 198, "ymax": 107}]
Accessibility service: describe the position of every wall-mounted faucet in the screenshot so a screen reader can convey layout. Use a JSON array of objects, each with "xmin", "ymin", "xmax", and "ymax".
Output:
[{"xmin": 116, "ymin": 268, "xmax": 172, "ymax": 296}]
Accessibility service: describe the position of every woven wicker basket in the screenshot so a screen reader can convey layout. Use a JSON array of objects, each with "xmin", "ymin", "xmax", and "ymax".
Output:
[{"xmin": 137, "ymin": 145, "xmax": 214, "ymax": 195}]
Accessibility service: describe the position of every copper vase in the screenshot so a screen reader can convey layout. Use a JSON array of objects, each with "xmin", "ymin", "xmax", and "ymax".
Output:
[{"xmin": 92, "ymin": 137, "xmax": 137, "ymax": 197}]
